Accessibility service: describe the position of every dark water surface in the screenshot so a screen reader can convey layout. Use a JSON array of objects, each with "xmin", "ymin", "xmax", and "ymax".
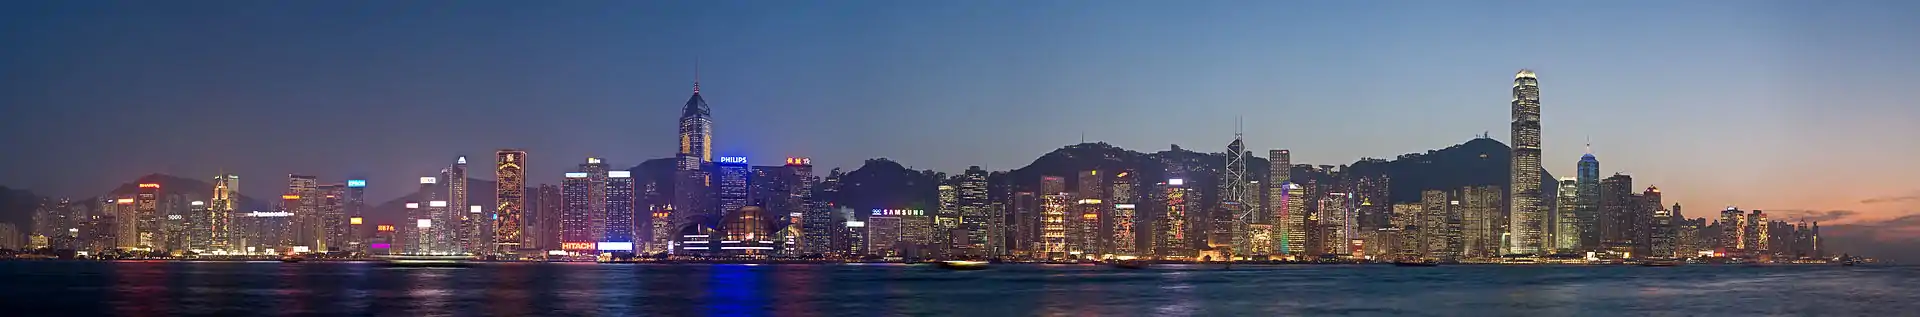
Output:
[{"xmin": 0, "ymin": 261, "xmax": 1912, "ymax": 316}]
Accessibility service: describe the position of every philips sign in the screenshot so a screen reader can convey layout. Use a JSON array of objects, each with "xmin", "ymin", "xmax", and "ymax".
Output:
[{"xmin": 717, "ymin": 156, "xmax": 748, "ymax": 164}]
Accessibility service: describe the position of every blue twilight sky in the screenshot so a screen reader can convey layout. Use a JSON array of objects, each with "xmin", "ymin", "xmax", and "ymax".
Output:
[{"xmin": 3, "ymin": 1, "xmax": 1919, "ymax": 228}]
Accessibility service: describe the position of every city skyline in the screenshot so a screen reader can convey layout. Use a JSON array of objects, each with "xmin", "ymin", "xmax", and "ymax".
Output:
[{"xmin": 2, "ymin": 0, "xmax": 1917, "ymax": 255}]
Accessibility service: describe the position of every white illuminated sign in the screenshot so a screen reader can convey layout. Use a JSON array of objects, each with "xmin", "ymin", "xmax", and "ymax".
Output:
[
  {"xmin": 587, "ymin": 157, "xmax": 601, "ymax": 164},
  {"xmin": 429, "ymin": 201, "xmax": 448, "ymax": 207},
  {"xmin": 565, "ymin": 172, "xmax": 589, "ymax": 178},
  {"xmin": 190, "ymin": 201, "xmax": 205, "ymax": 206},
  {"xmin": 405, "ymin": 202, "xmax": 420, "ymax": 209},
  {"xmin": 417, "ymin": 219, "xmax": 432, "ymax": 228},
  {"xmin": 247, "ymin": 211, "xmax": 293, "ymax": 217},
  {"xmin": 846, "ymin": 221, "xmax": 866, "ymax": 227},
  {"xmin": 596, "ymin": 242, "xmax": 634, "ymax": 251},
  {"xmin": 608, "ymin": 171, "xmax": 631, "ymax": 178},
  {"xmin": 457, "ymin": 156, "xmax": 467, "ymax": 164},
  {"xmin": 1168, "ymin": 178, "xmax": 1185, "ymax": 186},
  {"xmin": 470, "ymin": 206, "xmax": 482, "ymax": 213},
  {"xmin": 1115, "ymin": 204, "xmax": 1137, "ymax": 209},
  {"xmin": 419, "ymin": 177, "xmax": 437, "ymax": 184}
]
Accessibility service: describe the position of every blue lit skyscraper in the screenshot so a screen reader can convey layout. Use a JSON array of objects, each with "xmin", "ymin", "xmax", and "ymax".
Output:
[
  {"xmin": 717, "ymin": 156, "xmax": 750, "ymax": 215},
  {"xmin": 603, "ymin": 170, "xmax": 636, "ymax": 253},
  {"xmin": 1576, "ymin": 146, "xmax": 1601, "ymax": 251}
]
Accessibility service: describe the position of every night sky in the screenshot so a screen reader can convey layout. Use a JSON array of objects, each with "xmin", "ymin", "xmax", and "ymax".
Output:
[{"xmin": 4, "ymin": 1, "xmax": 1918, "ymax": 249}]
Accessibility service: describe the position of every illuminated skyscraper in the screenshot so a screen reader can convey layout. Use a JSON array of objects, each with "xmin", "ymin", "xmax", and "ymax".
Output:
[
  {"xmin": 1421, "ymin": 189, "xmax": 1459, "ymax": 261},
  {"xmin": 1508, "ymin": 69, "xmax": 1545, "ymax": 255},
  {"xmin": 1598, "ymin": 174, "xmax": 1635, "ymax": 253},
  {"xmin": 345, "ymin": 180, "xmax": 367, "ymax": 253},
  {"xmin": 1458, "ymin": 185, "xmax": 1503, "ymax": 259},
  {"xmin": 1279, "ymin": 182, "xmax": 1307, "ymax": 257},
  {"xmin": 288, "ymin": 174, "xmax": 324, "ymax": 252},
  {"xmin": 604, "ymin": 170, "xmax": 636, "ymax": 253},
  {"xmin": 1553, "ymin": 178, "xmax": 1579, "ymax": 253},
  {"xmin": 716, "ymin": 156, "xmax": 750, "ymax": 217},
  {"xmin": 448, "ymin": 156, "xmax": 473, "ymax": 253},
  {"xmin": 678, "ymin": 78, "xmax": 713, "ymax": 170},
  {"xmin": 959, "ymin": 167, "xmax": 990, "ymax": 256},
  {"xmin": 209, "ymin": 174, "xmax": 238, "ymax": 251},
  {"xmin": 319, "ymin": 184, "xmax": 346, "ymax": 252},
  {"xmin": 494, "ymin": 149, "xmax": 527, "ymax": 255},
  {"xmin": 134, "ymin": 183, "xmax": 160, "ymax": 250},
  {"xmin": 1157, "ymin": 179, "xmax": 1195, "ymax": 259},
  {"xmin": 1109, "ymin": 171, "xmax": 1137, "ymax": 256},
  {"xmin": 1218, "ymin": 135, "xmax": 1249, "ymax": 254},
  {"xmin": 404, "ymin": 201, "xmax": 427, "ymax": 254},
  {"xmin": 579, "ymin": 158, "xmax": 611, "ymax": 244},
  {"xmin": 561, "ymin": 173, "xmax": 593, "ymax": 253},
  {"xmin": 1576, "ymin": 148, "xmax": 1600, "ymax": 251}
]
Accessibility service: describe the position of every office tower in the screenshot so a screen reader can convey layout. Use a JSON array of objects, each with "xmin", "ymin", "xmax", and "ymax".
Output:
[
  {"xmin": 449, "ymin": 156, "xmax": 470, "ymax": 253},
  {"xmin": 867, "ymin": 210, "xmax": 905, "ymax": 256},
  {"xmin": 1219, "ymin": 136, "xmax": 1250, "ymax": 255},
  {"xmin": 412, "ymin": 176, "xmax": 443, "ymax": 254},
  {"xmin": 949, "ymin": 167, "xmax": 988, "ymax": 256},
  {"xmin": 1718, "ymin": 207, "xmax": 1742, "ymax": 253},
  {"xmin": 1317, "ymin": 192, "xmax": 1354, "ymax": 256},
  {"xmin": 286, "ymin": 174, "xmax": 323, "ymax": 252},
  {"xmin": 1750, "ymin": 210, "xmax": 1769, "ymax": 253},
  {"xmin": 1353, "ymin": 175, "xmax": 1390, "ymax": 230},
  {"xmin": 561, "ymin": 173, "xmax": 593, "ymax": 253},
  {"xmin": 578, "ymin": 158, "xmax": 611, "ymax": 245},
  {"xmin": 1576, "ymin": 148, "xmax": 1601, "ymax": 251},
  {"xmin": 1267, "ymin": 149, "xmax": 1292, "ymax": 225},
  {"xmin": 842, "ymin": 211, "xmax": 867, "ymax": 257},
  {"xmin": 532, "ymin": 184, "xmax": 562, "ymax": 251},
  {"xmin": 495, "ymin": 149, "xmax": 527, "ymax": 255},
  {"xmin": 1109, "ymin": 171, "xmax": 1138, "ymax": 256},
  {"xmin": 750, "ymin": 166, "xmax": 789, "ymax": 212},
  {"xmin": 801, "ymin": 201, "xmax": 834, "ymax": 256},
  {"xmin": 1508, "ymin": 69, "xmax": 1544, "ymax": 255},
  {"xmin": 317, "ymin": 184, "xmax": 345, "ymax": 252},
  {"xmin": 133, "ymin": 183, "xmax": 160, "ymax": 250},
  {"xmin": 678, "ymin": 78, "xmax": 713, "ymax": 170},
  {"xmin": 1420, "ymin": 189, "xmax": 1459, "ymax": 261},
  {"xmin": 716, "ymin": 156, "xmax": 750, "ymax": 217},
  {"xmin": 1039, "ymin": 175, "xmax": 1071, "ymax": 260},
  {"xmin": 345, "ymin": 180, "xmax": 367, "ymax": 253},
  {"xmin": 1157, "ymin": 179, "xmax": 1195, "ymax": 258},
  {"xmin": 1278, "ymin": 183, "xmax": 1307, "ymax": 257},
  {"xmin": 1598, "ymin": 174, "xmax": 1635, "ymax": 254},
  {"xmin": 1640, "ymin": 186, "xmax": 1664, "ymax": 256},
  {"xmin": 1009, "ymin": 192, "xmax": 1039, "ymax": 257},
  {"xmin": 1391, "ymin": 203, "xmax": 1423, "ymax": 260},
  {"xmin": 208, "ymin": 174, "xmax": 238, "ymax": 252},
  {"xmin": 1553, "ymin": 178, "xmax": 1579, "ymax": 253},
  {"xmin": 933, "ymin": 184, "xmax": 958, "ymax": 256},
  {"xmin": 604, "ymin": 170, "xmax": 636, "ymax": 253},
  {"xmin": 1810, "ymin": 221, "xmax": 1822, "ymax": 259},
  {"xmin": 1651, "ymin": 206, "xmax": 1675, "ymax": 258},
  {"xmin": 1458, "ymin": 185, "xmax": 1503, "ymax": 259},
  {"xmin": 371, "ymin": 224, "xmax": 396, "ymax": 255}
]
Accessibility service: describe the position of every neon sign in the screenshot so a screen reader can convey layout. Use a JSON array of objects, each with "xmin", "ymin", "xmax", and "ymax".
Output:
[
  {"xmin": 346, "ymin": 180, "xmax": 366, "ymax": 188},
  {"xmin": 717, "ymin": 156, "xmax": 748, "ymax": 164}
]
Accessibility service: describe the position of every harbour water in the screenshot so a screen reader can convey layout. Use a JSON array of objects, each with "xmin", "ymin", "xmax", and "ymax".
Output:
[{"xmin": 0, "ymin": 261, "xmax": 1911, "ymax": 316}]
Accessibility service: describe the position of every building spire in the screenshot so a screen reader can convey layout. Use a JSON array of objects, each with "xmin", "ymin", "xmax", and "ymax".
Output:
[
  {"xmin": 1585, "ymin": 135, "xmax": 1592, "ymax": 154},
  {"xmin": 693, "ymin": 58, "xmax": 701, "ymax": 94}
]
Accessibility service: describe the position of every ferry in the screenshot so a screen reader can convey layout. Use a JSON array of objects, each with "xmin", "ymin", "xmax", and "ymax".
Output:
[
  {"xmin": 1392, "ymin": 260, "xmax": 1440, "ymax": 267},
  {"xmin": 1112, "ymin": 259, "xmax": 1152, "ymax": 270},
  {"xmin": 937, "ymin": 260, "xmax": 990, "ymax": 271},
  {"xmin": 1641, "ymin": 259, "xmax": 1682, "ymax": 267}
]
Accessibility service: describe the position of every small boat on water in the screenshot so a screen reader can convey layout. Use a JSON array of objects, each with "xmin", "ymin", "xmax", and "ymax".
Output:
[
  {"xmin": 1392, "ymin": 260, "xmax": 1439, "ymax": 267},
  {"xmin": 279, "ymin": 256, "xmax": 303, "ymax": 263},
  {"xmin": 937, "ymin": 260, "xmax": 990, "ymax": 271},
  {"xmin": 1113, "ymin": 260, "xmax": 1151, "ymax": 270},
  {"xmin": 1641, "ymin": 259, "xmax": 1681, "ymax": 267}
]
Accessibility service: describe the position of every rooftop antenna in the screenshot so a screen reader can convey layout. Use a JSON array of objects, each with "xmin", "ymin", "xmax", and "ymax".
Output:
[
  {"xmin": 1585, "ymin": 135, "xmax": 1592, "ymax": 154},
  {"xmin": 693, "ymin": 57, "xmax": 701, "ymax": 94}
]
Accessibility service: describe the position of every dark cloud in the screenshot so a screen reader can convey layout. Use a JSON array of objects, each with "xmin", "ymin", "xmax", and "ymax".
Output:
[
  {"xmin": 1768, "ymin": 209, "xmax": 1859, "ymax": 222},
  {"xmin": 1821, "ymin": 214, "xmax": 1920, "ymax": 263},
  {"xmin": 1860, "ymin": 193, "xmax": 1920, "ymax": 204}
]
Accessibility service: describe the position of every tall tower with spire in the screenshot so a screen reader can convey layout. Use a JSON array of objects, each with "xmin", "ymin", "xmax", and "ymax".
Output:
[
  {"xmin": 1576, "ymin": 141, "xmax": 1600, "ymax": 251},
  {"xmin": 1508, "ymin": 69, "xmax": 1545, "ymax": 255},
  {"xmin": 678, "ymin": 66, "xmax": 713, "ymax": 171}
]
